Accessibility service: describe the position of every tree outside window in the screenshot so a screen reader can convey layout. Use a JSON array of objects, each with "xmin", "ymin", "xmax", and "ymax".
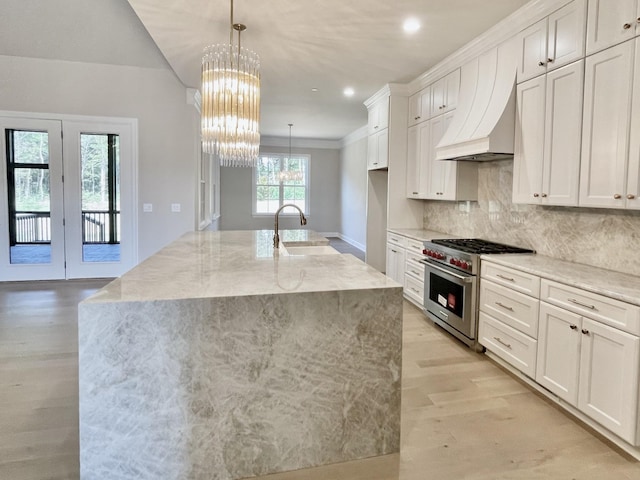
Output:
[{"xmin": 254, "ymin": 154, "xmax": 309, "ymax": 215}]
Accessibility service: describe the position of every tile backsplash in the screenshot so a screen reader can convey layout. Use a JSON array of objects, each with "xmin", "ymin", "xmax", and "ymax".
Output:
[{"xmin": 423, "ymin": 160, "xmax": 640, "ymax": 276}]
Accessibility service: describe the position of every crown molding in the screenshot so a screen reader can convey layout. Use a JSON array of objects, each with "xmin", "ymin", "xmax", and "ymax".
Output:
[
  {"xmin": 407, "ymin": 0, "xmax": 570, "ymax": 93},
  {"xmin": 340, "ymin": 125, "xmax": 368, "ymax": 147},
  {"xmin": 364, "ymin": 82, "xmax": 410, "ymax": 108}
]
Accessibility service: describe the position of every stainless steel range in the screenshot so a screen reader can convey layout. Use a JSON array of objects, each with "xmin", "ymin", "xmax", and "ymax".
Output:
[{"xmin": 420, "ymin": 238, "xmax": 534, "ymax": 348}]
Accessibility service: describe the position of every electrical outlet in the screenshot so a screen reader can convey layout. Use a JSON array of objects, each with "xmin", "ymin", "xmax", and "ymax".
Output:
[
  {"xmin": 143, "ymin": 203, "xmax": 153, "ymax": 213},
  {"xmin": 171, "ymin": 203, "xmax": 181, "ymax": 213}
]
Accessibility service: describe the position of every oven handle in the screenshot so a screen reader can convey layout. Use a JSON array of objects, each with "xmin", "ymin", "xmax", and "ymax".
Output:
[{"xmin": 420, "ymin": 258, "xmax": 474, "ymax": 283}]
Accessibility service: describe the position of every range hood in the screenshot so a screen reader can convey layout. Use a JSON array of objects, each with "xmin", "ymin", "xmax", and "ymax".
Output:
[{"xmin": 436, "ymin": 39, "xmax": 517, "ymax": 162}]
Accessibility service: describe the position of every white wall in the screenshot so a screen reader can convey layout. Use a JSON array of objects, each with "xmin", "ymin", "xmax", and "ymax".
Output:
[
  {"xmin": 0, "ymin": 54, "xmax": 198, "ymax": 261},
  {"xmin": 220, "ymin": 145, "xmax": 341, "ymax": 233},
  {"xmin": 339, "ymin": 127, "xmax": 368, "ymax": 250}
]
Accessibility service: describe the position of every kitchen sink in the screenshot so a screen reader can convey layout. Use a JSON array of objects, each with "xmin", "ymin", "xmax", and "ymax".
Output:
[{"xmin": 281, "ymin": 245, "xmax": 340, "ymax": 256}]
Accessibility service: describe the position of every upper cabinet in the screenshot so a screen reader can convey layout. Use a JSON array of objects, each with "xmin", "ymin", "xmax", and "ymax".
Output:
[
  {"xmin": 366, "ymin": 95, "xmax": 390, "ymax": 170},
  {"xmin": 430, "ymin": 69, "xmax": 460, "ymax": 117},
  {"xmin": 408, "ymin": 86, "xmax": 431, "ymax": 127},
  {"xmin": 367, "ymin": 96, "xmax": 389, "ymax": 136},
  {"xmin": 579, "ymin": 39, "xmax": 640, "ymax": 209},
  {"xmin": 517, "ymin": 0, "xmax": 587, "ymax": 83},
  {"xmin": 586, "ymin": 0, "xmax": 640, "ymax": 56},
  {"xmin": 513, "ymin": 60, "xmax": 584, "ymax": 206}
]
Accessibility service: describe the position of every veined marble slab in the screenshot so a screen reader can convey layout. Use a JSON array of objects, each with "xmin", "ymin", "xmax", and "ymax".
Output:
[
  {"xmin": 386, "ymin": 228, "xmax": 458, "ymax": 242},
  {"xmin": 79, "ymin": 230, "xmax": 403, "ymax": 480}
]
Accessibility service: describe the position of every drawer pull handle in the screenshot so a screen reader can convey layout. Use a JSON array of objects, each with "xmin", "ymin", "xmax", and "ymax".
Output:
[
  {"xmin": 495, "ymin": 301, "xmax": 514, "ymax": 311},
  {"xmin": 411, "ymin": 270, "xmax": 421, "ymax": 276},
  {"xmin": 581, "ymin": 329, "xmax": 590, "ymax": 335},
  {"xmin": 493, "ymin": 337, "xmax": 512, "ymax": 349},
  {"xmin": 570, "ymin": 324, "xmax": 578, "ymax": 330},
  {"xmin": 496, "ymin": 274, "xmax": 515, "ymax": 282},
  {"xmin": 391, "ymin": 249, "xmax": 398, "ymax": 253},
  {"xmin": 411, "ymin": 288, "xmax": 421, "ymax": 294},
  {"xmin": 568, "ymin": 298, "xmax": 596, "ymax": 310},
  {"xmin": 412, "ymin": 191, "xmax": 419, "ymax": 195}
]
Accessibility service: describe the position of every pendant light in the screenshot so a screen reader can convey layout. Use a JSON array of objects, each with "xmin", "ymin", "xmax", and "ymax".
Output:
[
  {"xmin": 279, "ymin": 123, "xmax": 303, "ymax": 182},
  {"xmin": 201, "ymin": 0, "xmax": 260, "ymax": 167}
]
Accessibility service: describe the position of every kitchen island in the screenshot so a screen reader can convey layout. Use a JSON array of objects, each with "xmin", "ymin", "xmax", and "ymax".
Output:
[{"xmin": 78, "ymin": 230, "xmax": 403, "ymax": 480}]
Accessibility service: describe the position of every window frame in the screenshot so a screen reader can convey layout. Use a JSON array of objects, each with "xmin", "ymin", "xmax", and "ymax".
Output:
[{"xmin": 252, "ymin": 153, "xmax": 310, "ymax": 217}]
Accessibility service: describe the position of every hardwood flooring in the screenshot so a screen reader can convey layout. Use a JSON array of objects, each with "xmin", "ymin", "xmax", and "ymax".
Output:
[{"xmin": 1, "ymin": 280, "xmax": 639, "ymax": 479}]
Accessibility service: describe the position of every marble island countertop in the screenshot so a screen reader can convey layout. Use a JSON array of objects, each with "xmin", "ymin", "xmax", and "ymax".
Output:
[
  {"xmin": 85, "ymin": 230, "xmax": 399, "ymax": 303},
  {"xmin": 481, "ymin": 253, "xmax": 640, "ymax": 306}
]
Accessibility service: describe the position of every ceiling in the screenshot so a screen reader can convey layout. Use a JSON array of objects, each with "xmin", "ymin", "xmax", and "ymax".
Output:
[{"xmin": 0, "ymin": 0, "xmax": 531, "ymax": 142}]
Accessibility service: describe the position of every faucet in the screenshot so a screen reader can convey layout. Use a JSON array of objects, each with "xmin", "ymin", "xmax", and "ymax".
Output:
[{"xmin": 273, "ymin": 204, "xmax": 307, "ymax": 248}]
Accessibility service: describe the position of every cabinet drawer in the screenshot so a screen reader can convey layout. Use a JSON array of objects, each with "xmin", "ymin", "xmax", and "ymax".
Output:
[
  {"xmin": 479, "ymin": 312, "xmax": 538, "ymax": 378},
  {"xmin": 404, "ymin": 274, "xmax": 424, "ymax": 307},
  {"xmin": 405, "ymin": 256, "xmax": 425, "ymax": 280},
  {"xmin": 387, "ymin": 232, "xmax": 407, "ymax": 248},
  {"xmin": 406, "ymin": 239, "xmax": 424, "ymax": 255},
  {"xmin": 541, "ymin": 279, "xmax": 640, "ymax": 335},
  {"xmin": 480, "ymin": 280, "xmax": 540, "ymax": 338},
  {"xmin": 481, "ymin": 262, "xmax": 540, "ymax": 297}
]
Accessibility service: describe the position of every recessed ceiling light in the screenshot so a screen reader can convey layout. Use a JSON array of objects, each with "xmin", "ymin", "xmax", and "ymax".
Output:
[
  {"xmin": 403, "ymin": 17, "xmax": 421, "ymax": 34},
  {"xmin": 311, "ymin": 87, "xmax": 319, "ymax": 92},
  {"xmin": 343, "ymin": 87, "xmax": 355, "ymax": 97}
]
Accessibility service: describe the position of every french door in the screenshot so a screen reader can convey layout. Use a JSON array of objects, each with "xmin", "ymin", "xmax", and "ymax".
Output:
[{"xmin": 0, "ymin": 115, "xmax": 138, "ymax": 281}]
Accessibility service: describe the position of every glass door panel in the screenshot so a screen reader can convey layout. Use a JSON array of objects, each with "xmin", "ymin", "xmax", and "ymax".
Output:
[{"xmin": 0, "ymin": 118, "xmax": 65, "ymax": 280}]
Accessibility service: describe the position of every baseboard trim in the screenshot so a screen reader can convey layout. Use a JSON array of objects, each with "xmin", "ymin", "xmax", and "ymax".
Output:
[{"xmin": 337, "ymin": 234, "xmax": 365, "ymax": 252}]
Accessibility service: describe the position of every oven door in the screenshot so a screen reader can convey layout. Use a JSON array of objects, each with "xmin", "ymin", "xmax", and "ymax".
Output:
[{"xmin": 421, "ymin": 259, "xmax": 477, "ymax": 343}]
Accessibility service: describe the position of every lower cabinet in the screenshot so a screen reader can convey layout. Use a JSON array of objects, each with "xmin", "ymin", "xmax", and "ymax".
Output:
[
  {"xmin": 386, "ymin": 232, "xmax": 425, "ymax": 308},
  {"xmin": 480, "ymin": 260, "xmax": 640, "ymax": 448}
]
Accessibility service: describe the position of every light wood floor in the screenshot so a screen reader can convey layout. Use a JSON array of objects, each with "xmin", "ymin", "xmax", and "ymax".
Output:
[{"xmin": 1, "ymin": 281, "xmax": 640, "ymax": 480}]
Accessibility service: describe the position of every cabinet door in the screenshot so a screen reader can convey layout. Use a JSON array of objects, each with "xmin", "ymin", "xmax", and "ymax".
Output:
[
  {"xmin": 431, "ymin": 78, "xmax": 445, "ymax": 118},
  {"xmin": 438, "ymin": 112, "xmax": 461, "ymax": 200},
  {"xmin": 408, "ymin": 87, "xmax": 430, "ymax": 126},
  {"xmin": 406, "ymin": 125, "xmax": 420, "ymax": 197},
  {"xmin": 385, "ymin": 243, "xmax": 405, "ymax": 284},
  {"xmin": 442, "ymin": 69, "xmax": 460, "ymax": 114},
  {"xmin": 426, "ymin": 113, "xmax": 453, "ymax": 199},
  {"xmin": 368, "ymin": 97, "xmax": 389, "ymax": 134},
  {"xmin": 513, "ymin": 75, "xmax": 545, "ymax": 204},
  {"xmin": 579, "ymin": 41, "xmax": 634, "ymax": 208},
  {"xmin": 517, "ymin": 19, "xmax": 548, "ymax": 83},
  {"xmin": 542, "ymin": 60, "xmax": 583, "ymax": 206},
  {"xmin": 627, "ymin": 37, "xmax": 640, "ymax": 209},
  {"xmin": 536, "ymin": 303, "xmax": 582, "ymax": 405},
  {"xmin": 586, "ymin": 0, "xmax": 638, "ymax": 55},
  {"xmin": 368, "ymin": 130, "xmax": 389, "ymax": 170},
  {"xmin": 547, "ymin": 0, "xmax": 587, "ymax": 71},
  {"xmin": 417, "ymin": 121, "xmax": 431, "ymax": 198},
  {"xmin": 367, "ymin": 134, "xmax": 378, "ymax": 169},
  {"xmin": 578, "ymin": 318, "xmax": 640, "ymax": 444}
]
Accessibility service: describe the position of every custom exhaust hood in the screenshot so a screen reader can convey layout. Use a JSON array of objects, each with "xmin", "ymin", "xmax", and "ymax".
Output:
[{"xmin": 436, "ymin": 39, "xmax": 517, "ymax": 162}]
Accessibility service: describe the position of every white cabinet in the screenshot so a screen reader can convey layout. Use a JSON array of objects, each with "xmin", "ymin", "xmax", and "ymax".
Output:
[
  {"xmin": 367, "ymin": 129, "xmax": 389, "ymax": 170},
  {"xmin": 406, "ymin": 122, "xmax": 430, "ymax": 198},
  {"xmin": 430, "ymin": 69, "xmax": 460, "ymax": 116},
  {"xmin": 513, "ymin": 60, "xmax": 584, "ymax": 205},
  {"xmin": 385, "ymin": 242, "xmax": 405, "ymax": 285},
  {"xmin": 367, "ymin": 97, "xmax": 389, "ymax": 134},
  {"xmin": 579, "ymin": 39, "xmax": 640, "ymax": 208},
  {"xmin": 586, "ymin": 0, "xmax": 640, "ymax": 56},
  {"xmin": 408, "ymin": 86, "xmax": 431, "ymax": 127},
  {"xmin": 517, "ymin": 0, "xmax": 586, "ymax": 83}
]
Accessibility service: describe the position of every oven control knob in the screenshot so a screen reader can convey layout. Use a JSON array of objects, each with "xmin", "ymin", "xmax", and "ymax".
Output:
[
  {"xmin": 460, "ymin": 261, "xmax": 469, "ymax": 269},
  {"xmin": 422, "ymin": 249, "xmax": 428, "ymax": 255},
  {"xmin": 450, "ymin": 258, "xmax": 456, "ymax": 265},
  {"xmin": 437, "ymin": 253, "xmax": 444, "ymax": 259},
  {"xmin": 454, "ymin": 259, "xmax": 462, "ymax": 267}
]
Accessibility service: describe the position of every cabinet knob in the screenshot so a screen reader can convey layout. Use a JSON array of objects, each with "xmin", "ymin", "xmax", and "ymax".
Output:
[
  {"xmin": 442, "ymin": 104, "xmax": 446, "ymax": 109},
  {"xmin": 614, "ymin": 193, "xmax": 622, "ymax": 199},
  {"xmin": 414, "ymin": 116, "xmax": 421, "ymax": 120},
  {"xmin": 374, "ymin": 125, "xmax": 379, "ymax": 129},
  {"xmin": 627, "ymin": 194, "xmax": 636, "ymax": 199},
  {"xmin": 541, "ymin": 193, "xmax": 548, "ymax": 198},
  {"xmin": 538, "ymin": 61, "xmax": 546, "ymax": 67},
  {"xmin": 547, "ymin": 58, "xmax": 554, "ymax": 63},
  {"xmin": 623, "ymin": 23, "xmax": 632, "ymax": 30},
  {"xmin": 570, "ymin": 324, "xmax": 578, "ymax": 330},
  {"xmin": 533, "ymin": 193, "xmax": 539, "ymax": 198},
  {"xmin": 581, "ymin": 329, "xmax": 590, "ymax": 335},
  {"xmin": 412, "ymin": 191, "xmax": 418, "ymax": 195}
]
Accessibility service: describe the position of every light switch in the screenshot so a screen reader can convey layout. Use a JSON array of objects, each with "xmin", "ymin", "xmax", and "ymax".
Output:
[
  {"xmin": 143, "ymin": 203, "xmax": 153, "ymax": 213},
  {"xmin": 171, "ymin": 203, "xmax": 181, "ymax": 213}
]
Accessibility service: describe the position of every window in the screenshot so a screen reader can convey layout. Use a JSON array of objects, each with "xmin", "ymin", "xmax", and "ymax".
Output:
[{"xmin": 254, "ymin": 153, "xmax": 309, "ymax": 215}]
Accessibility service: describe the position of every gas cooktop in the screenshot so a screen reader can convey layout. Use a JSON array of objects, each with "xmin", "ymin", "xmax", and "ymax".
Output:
[{"xmin": 430, "ymin": 238, "xmax": 535, "ymax": 255}]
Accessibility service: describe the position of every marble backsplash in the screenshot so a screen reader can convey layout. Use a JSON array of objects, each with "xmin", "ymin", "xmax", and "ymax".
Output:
[{"xmin": 423, "ymin": 160, "xmax": 640, "ymax": 276}]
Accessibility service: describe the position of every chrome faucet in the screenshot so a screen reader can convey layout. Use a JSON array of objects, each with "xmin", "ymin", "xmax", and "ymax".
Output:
[{"xmin": 273, "ymin": 204, "xmax": 307, "ymax": 248}]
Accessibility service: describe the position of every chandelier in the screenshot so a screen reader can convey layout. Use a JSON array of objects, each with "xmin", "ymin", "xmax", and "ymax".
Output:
[
  {"xmin": 201, "ymin": 0, "xmax": 260, "ymax": 167},
  {"xmin": 278, "ymin": 123, "xmax": 303, "ymax": 182}
]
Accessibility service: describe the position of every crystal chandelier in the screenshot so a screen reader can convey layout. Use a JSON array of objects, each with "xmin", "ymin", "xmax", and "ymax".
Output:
[
  {"xmin": 279, "ymin": 123, "xmax": 303, "ymax": 182},
  {"xmin": 201, "ymin": 0, "xmax": 260, "ymax": 167}
]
